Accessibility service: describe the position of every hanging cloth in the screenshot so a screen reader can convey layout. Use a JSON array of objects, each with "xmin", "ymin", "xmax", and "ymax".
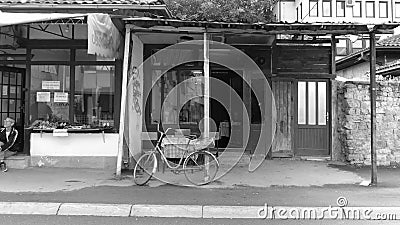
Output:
[{"xmin": 219, "ymin": 121, "xmax": 230, "ymax": 137}]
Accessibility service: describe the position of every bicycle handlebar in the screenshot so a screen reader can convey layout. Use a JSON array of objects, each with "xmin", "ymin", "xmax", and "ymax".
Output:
[{"xmin": 154, "ymin": 120, "xmax": 171, "ymax": 136}]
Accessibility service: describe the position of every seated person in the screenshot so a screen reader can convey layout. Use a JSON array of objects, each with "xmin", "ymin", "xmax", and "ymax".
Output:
[{"xmin": 0, "ymin": 117, "xmax": 19, "ymax": 172}]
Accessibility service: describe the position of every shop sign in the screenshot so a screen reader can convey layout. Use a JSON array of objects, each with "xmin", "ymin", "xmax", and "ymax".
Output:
[
  {"xmin": 42, "ymin": 81, "xmax": 60, "ymax": 90},
  {"xmin": 36, "ymin": 92, "xmax": 51, "ymax": 102},
  {"xmin": 87, "ymin": 13, "xmax": 121, "ymax": 59},
  {"xmin": 54, "ymin": 92, "xmax": 68, "ymax": 103},
  {"xmin": 53, "ymin": 129, "xmax": 68, "ymax": 137}
]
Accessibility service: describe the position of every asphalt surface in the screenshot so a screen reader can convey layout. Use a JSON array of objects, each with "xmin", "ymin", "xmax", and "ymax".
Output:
[{"xmin": 0, "ymin": 183, "xmax": 400, "ymax": 207}]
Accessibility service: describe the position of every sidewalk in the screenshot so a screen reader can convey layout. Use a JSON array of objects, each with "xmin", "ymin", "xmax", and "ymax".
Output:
[
  {"xmin": 0, "ymin": 157, "xmax": 363, "ymax": 192},
  {"xmin": 1, "ymin": 158, "xmax": 400, "ymax": 219}
]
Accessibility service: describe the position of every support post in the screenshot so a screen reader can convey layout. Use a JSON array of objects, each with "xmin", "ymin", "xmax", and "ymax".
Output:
[
  {"xmin": 116, "ymin": 27, "xmax": 131, "ymax": 177},
  {"xmin": 331, "ymin": 35, "xmax": 336, "ymax": 161},
  {"xmin": 203, "ymin": 32, "xmax": 210, "ymax": 179},
  {"xmin": 369, "ymin": 32, "xmax": 377, "ymax": 185},
  {"xmin": 203, "ymin": 33, "xmax": 210, "ymax": 138}
]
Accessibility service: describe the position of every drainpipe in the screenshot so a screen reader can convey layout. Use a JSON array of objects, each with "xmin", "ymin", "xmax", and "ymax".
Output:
[
  {"xmin": 391, "ymin": 0, "xmax": 394, "ymax": 22},
  {"xmin": 369, "ymin": 31, "xmax": 377, "ymax": 185}
]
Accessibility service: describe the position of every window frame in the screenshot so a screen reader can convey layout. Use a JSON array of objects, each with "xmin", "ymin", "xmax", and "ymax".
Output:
[
  {"xmin": 336, "ymin": 0, "xmax": 346, "ymax": 17},
  {"xmin": 300, "ymin": 3, "xmax": 303, "ymax": 20},
  {"xmin": 395, "ymin": 2, "xmax": 400, "ymax": 18},
  {"xmin": 366, "ymin": 1, "xmax": 376, "ymax": 18},
  {"xmin": 322, "ymin": 0, "xmax": 332, "ymax": 17},
  {"xmin": 27, "ymin": 44, "xmax": 119, "ymax": 131},
  {"xmin": 309, "ymin": 0, "xmax": 319, "ymax": 17},
  {"xmin": 353, "ymin": 1, "xmax": 362, "ymax": 17},
  {"xmin": 379, "ymin": 1, "xmax": 388, "ymax": 18},
  {"xmin": 336, "ymin": 38, "xmax": 350, "ymax": 56}
]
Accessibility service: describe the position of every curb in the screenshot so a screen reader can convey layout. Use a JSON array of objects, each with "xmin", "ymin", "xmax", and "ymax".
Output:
[
  {"xmin": 0, "ymin": 202, "xmax": 399, "ymax": 220},
  {"xmin": 58, "ymin": 203, "xmax": 132, "ymax": 217}
]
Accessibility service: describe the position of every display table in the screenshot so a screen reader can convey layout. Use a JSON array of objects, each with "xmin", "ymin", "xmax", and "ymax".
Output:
[
  {"xmin": 29, "ymin": 128, "xmax": 119, "ymax": 169},
  {"xmin": 31, "ymin": 128, "xmax": 114, "ymax": 143}
]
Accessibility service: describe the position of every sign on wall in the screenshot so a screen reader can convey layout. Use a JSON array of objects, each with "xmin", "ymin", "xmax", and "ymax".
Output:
[
  {"xmin": 37, "ymin": 92, "xmax": 51, "ymax": 102},
  {"xmin": 54, "ymin": 92, "xmax": 68, "ymax": 103},
  {"xmin": 42, "ymin": 81, "xmax": 60, "ymax": 90},
  {"xmin": 87, "ymin": 13, "xmax": 121, "ymax": 59}
]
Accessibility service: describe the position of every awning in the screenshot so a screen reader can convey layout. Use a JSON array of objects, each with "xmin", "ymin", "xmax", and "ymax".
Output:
[{"xmin": 0, "ymin": 12, "xmax": 86, "ymax": 27}]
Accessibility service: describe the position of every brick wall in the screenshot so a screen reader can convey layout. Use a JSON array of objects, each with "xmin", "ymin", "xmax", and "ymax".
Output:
[{"xmin": 338, "ymin": 80, "xmax": 400, "ymax": 166}]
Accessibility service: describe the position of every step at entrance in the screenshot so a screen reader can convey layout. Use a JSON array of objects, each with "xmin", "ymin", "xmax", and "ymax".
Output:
[{"xmin": 4, "ymin": 155, "xmax": 30, "ymax": 169}]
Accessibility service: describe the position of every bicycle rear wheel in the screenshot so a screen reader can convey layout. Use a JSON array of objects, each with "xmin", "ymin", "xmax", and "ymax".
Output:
[
  {"xmin": 183, "ymin": 151, "xmax": 219, "ymax": 186},
  {"xmin": 133, "ymin": 153, "xmax": 157, "ymax": 186}
]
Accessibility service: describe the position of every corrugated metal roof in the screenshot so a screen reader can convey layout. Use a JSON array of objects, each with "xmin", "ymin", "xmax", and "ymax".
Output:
[
  {"xmin": 0, "ymin": 0, "xmax": 164, "ymax": 4},
  {"xmin": 377, "ymin": 34, "xmax": 400, "ymax": 47},
  {"xmin": 124, "ymin": 19, "xmax": 399, "ymax": 35},
  {"xmin": 376, "ymin": 59, "xmax": 400, "ymax": 73}
]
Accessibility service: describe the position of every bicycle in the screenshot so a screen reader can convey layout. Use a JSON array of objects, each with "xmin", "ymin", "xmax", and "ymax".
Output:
[{"xmin": 133, "ymin": 121, "xmax": 219, "ymax": 186}]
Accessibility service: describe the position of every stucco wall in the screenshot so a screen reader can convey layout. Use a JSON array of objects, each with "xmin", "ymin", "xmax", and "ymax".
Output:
[
  {"xmin": 30, "ymin": 133, "xmax": 119, "ymax": 169},
  {"xmin": 336, "ymin": 62, "xmax": 370, "ymax": 79},
  {"xmin": 337, "ymin": 80, "xmax": 400, "ymax": 166}
]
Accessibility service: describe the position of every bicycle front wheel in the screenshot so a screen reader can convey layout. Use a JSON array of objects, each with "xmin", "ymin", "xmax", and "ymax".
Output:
[
  {"xmin": 183, "ymin": 151, "xmax": 219, "ymax": 186},
  {"xmin": 133, "ymin": 153, "xmax": 157, "ymax": 186}
]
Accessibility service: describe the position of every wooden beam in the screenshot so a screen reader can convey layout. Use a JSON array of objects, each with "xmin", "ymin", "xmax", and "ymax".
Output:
[
  {"xmin": 331, "ymin": 35, "xmax": 336, "ymax": 161},
  {"xmin": 369, "ymin": 32, "xmax": 378, "ymax": 186},
  {"xmin": 116, "ymin": 27, "xmax": 131, "ymax": 177},
  {"xmin": 270, "ymin": 73, "xmax": 336, "ymax": 79},
  {"xmin": 276, "ymin": 39, "xmax": 337, "ymax": 44}
]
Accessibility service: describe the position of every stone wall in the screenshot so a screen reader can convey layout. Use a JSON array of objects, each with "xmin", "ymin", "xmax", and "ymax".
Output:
[{"xmin": 338, "ymin": 80, "xmax": 400, "ymax": 166}]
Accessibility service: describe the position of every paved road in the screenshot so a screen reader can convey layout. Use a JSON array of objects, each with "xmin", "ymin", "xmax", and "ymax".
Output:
[
  {"xmin": 0, "ymin": 215, "xmax": 397, "ymax": 225},
  {"xmin": 0, "ymin": 184, "xmax": 399, "ymax": 207}
]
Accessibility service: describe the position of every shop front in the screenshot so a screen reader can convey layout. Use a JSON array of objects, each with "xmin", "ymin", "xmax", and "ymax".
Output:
[
  {"xmin": 0, "ymin": 14, "xmax": 123, "ymax": 169},
  {"xmin": 121, "ymin": 19, "xmax": 398, "ymax": 174},
  {"xmin": 1, "ymin": 10, "xmax": 397, "ymax": 173}
]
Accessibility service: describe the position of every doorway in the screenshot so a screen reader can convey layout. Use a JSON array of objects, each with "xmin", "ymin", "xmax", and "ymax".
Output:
[
  {"xmin": 295, "ymin": 79, "xmax": 330, "ymax": 156},
  {"xmin": 210, "ymin": 70, "xmax": 243, "ymax": 149},
  {"xmin": 0, "ymin": 66, "xmax": 25, "ymax": 153}
]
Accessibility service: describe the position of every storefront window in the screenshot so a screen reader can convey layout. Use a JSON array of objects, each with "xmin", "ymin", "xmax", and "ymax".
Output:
[
  {"xmin": 30, "ymin": 65, "xmax": 70, "ymax": 123},
  {"xmin": 74, "ymin": 65, "xmax": 115, "ymax": 127},
  {"xmin": 151, "ymin": 68, "xmax": 204, "ymax": 125},
  {"xmin": 161, "ymin": 71, "xmax": 178, "ymax": 124},
  {"xmin": 179, "ymin": 70, "xmax": 204, "ymax": 125},
  {"xmin": 76, "ymin": 49, "xmax": 115, "ymax": 61}
]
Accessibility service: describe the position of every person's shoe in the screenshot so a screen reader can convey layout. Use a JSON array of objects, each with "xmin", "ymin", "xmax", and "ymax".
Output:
[{"xmin": 0, "ymin": 162, "xmax": 7, "ymax": 172}]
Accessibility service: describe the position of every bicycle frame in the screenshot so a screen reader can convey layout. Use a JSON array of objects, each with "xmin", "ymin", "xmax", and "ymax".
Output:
[
  {"xmin": 151, "ymin": 122, "xmax": 192, "ymax": 170},
  {"xmin": 134, "ymin": 121, "xmax": 220, "ymax": 186}
]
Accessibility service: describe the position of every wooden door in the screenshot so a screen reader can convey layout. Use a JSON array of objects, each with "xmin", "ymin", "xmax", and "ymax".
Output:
[
  {"xmin": 0, "ymin": 66, "xmax": 25, "ymax": 153},
  {"xmin": 271, "ymin": 79, "xmax": 294, "ymax": 157},
  {"xmin": 295, "ymin": 80, "xmax": 330, "ymax": 156}
]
